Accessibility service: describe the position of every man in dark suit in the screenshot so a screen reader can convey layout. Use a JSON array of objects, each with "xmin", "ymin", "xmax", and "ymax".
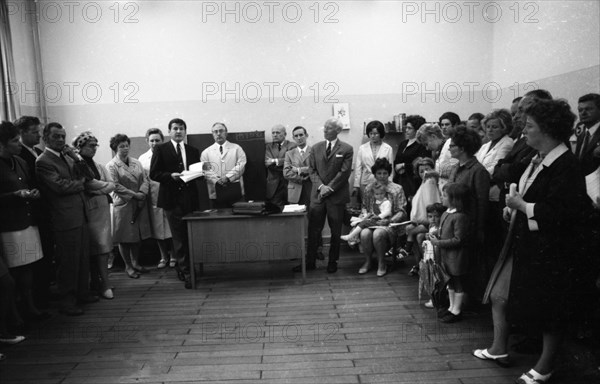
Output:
[
  {"xmin": 294, "ymin": 118, "xmax": 353, "ymax": 273},
  {"xmin": 15, "ymin": 116, "xmax": 43, "ymax": 180},
  {"xmin": 15, "ymin": 116, "xmax": 54, "ymax": 306},
  {"xmin": 265, "ymin": 124, "xmax": 296, "ymax": 209},
  {"xmin": 493, "ymin": 90, "xmax": 553, "ymax": 207},
  {"xmin": 150, "ymin": 118, "xmax": 200, "ymax": 289},
  {"xmin": 574, "ymin": 93, "xmax": 600, "ymax": 177},
  {"xmin": 36, "ymin": 122, "xmax": 95, "ymax": 315}
]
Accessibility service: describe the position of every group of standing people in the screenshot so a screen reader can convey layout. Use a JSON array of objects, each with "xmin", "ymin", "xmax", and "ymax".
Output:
[{"xmin": 336, "ymin": 91, "xmax": 599, "ymax": 384}]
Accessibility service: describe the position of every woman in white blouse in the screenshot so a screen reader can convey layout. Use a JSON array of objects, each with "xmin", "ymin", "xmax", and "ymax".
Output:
[
  {"xmin": 475, "ymin": 109, "xmax": 515, "ymax": 273},
  {"xmin": 353, "ymin": 120, "xmax": 394, "ymax": 203}
]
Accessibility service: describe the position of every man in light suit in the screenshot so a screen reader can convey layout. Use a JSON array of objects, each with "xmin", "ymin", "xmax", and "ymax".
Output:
[
  {"xmin": 265, "ymin": 124, "xmax": 296, "ymax": 209},
  {"xmin": 200, "ymin": 123, "xmax": 247, "ymax": 208},
  {"xmin": 284, "ymin": 126, "xmax": 311, "ymax": 206},
  {"xmin": 36, "ymin": 122, "xmax": 95, "ymax": 315},
  {"xmin": 575, "ymin": 93, "xmax": 600, "ymax": 177},
  {"xmin": 294, "ymin": 118, "xmax": 353, "ymax": 273},
  {"xmin": 150, "ymin": 118, "xmax": 200, "ymax": 289}
]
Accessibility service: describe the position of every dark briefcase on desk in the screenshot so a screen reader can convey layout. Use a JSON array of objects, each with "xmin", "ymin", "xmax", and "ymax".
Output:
[
  {"xmin": 215, "ymin": 182, "xmax": 243, "ymax": 207},
  {"xmin": 232, "ymin": 201, "xmax": 281, "ymax": 215}
]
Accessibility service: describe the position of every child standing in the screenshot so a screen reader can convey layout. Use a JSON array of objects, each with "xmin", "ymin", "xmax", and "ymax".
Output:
[
  {"xmin": 418, "ymin": 203, "xmax": 446, "ymax": 308},
  {"xmin": 429, "ymin": 182, "xmax": 470, "ymax": 323},
  {"xmin": 341, "ymin": 183, "xmax": 392, "ymax": 244}
]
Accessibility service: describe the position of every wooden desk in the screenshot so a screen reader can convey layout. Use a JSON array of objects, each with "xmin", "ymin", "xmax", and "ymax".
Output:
[{"xmin": 183, "ymin": 210, "xmax": 306, "ymax": 287}]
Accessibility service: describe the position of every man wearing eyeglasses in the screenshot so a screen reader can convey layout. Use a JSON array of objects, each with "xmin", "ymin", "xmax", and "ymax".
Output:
[{"xmin": 200, "ymin": 122, "xmax": 247, "ymax": 208}]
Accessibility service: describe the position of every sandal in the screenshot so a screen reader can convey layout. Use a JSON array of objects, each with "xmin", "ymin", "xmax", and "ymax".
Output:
[
  {"xmin": 515, "ymin": 369, "xmax": 553, "ymax": 384},
  {"xmin": 472, "ymin": 348, "xmax": 510, "ymax": 367}
]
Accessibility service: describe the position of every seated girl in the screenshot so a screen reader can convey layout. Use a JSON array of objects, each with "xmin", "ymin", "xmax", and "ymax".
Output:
[{"xmin": 342, "ymin": 183, "xmax": 391, "ymax": 245}]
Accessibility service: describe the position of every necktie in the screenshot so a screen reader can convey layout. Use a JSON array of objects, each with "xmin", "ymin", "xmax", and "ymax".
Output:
[
  {"xmin": 176, "ymin": 143, "xmax": 183, "ymax": 171},
  {"xmin": 278, "ymin": 143, "xmax": 281, "ymax": 151},
  {"xmin": 579, "ymin": 130, "xmax": 590, "ymax": 159},
  {"xmin": 326, "ymin": 142, "xmax": 332, "ymax": 157},
  {"xmin": 300, "ymin": 149, "xmax": 304, "ymax": 156},
  {"xmin": 219, "ymin": 145, "xmax": 223, "ymax": 154}
]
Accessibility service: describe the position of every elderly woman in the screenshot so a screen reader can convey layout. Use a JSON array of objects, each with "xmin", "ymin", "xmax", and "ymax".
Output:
[
  {"xmin": 107, "ymin": 134, "xmax": 152, "ymax": 279},
  {"xmin": 474, "ymin": 99, "xmax": 590, "ymax": 384},
  {"xmin": 448, "ymin": 126, "xmax": 490, "ymax": 300},
  {"xmin": 357, "ymin": 158, "xmax": 407, "ymax": 277},
  {"xmin": 416, "ymin": 123, "xmax": 458, "ymax": 190},
  {"xmin": 0, "ymin": 121, "xmax": 46, "ymax": 327},
  {"xmin": 353, "ymin": 121, "xmax": 394, "ymax": 203},
  {"xmin": 138, "ymin": 128, "xmax": 174, "ymax": 269},
  {"xmin": 72, "ymin": 132, "xmax": 116, "ymax": 299},
  {"xmin": 393, "ymin": 115, "xmax": 431, "ymax": 205}
]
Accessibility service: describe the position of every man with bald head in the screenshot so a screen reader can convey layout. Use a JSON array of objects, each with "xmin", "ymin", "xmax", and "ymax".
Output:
[
  {"xmin": 265, "ymin": 124, "xmax": 296, "ymax": 208},
  {"xmin": 293, "ymin": 118, "xmax": 353, "ymax": 274}
]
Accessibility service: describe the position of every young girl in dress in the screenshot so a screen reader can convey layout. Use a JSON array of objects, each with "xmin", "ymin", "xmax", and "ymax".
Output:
[
  {"xmin": 341, "ymin": 183, "xmax": 391, "ymax": 245},
  {"xmin": 429, "ymin": 182, "xmax": 470, "ymax": 323}
]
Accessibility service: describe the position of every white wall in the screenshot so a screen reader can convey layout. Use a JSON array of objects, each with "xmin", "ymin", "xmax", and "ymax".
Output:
[{"xmin": 7, "ymin": 1, "xmax": 600, "ymax": 165}]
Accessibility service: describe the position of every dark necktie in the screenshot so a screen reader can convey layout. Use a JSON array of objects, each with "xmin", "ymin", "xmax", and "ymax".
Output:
[
  {"xmin": 278, "ymin": 143, "xmax": 282, "ymax": 151},
  {"xmin": 176, "ymin": 143, "xmax": 184, "ymax": 171},
  {"xmin": 219, "ymin": 145, "xmax": 223, "ymax": 154},
  {"xmin": 579, "ymin": 130, "xmax": 590, "ymax": 159},
  {"xmin": 326, "ymin": 142, "xmax": 332, "ymax": 157}
]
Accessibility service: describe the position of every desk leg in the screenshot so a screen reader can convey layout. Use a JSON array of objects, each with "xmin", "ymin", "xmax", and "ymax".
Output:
[
  {"xmin": 187, "ymin": 222, "xmax": 196, "ymax": 289},
  {"xmin": 301, "ymin": 216, "xmax": 306, "ymax": 284}
]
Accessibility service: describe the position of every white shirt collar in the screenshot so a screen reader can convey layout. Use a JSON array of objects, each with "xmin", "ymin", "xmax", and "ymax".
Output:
[
  {"xmin": 46, "ymin": 147, "xmax": 61, "ymax": 157},
  {"xmin": 539, "ymin": 142, "xmax": 569, "ymax": 168},
  {"xmin": 446, "ymin": 208, "xmax": 457, "ymax": 213},
  {"xmin": 327, "ymin": 138, "xmax": 338, "ymax": 148}
]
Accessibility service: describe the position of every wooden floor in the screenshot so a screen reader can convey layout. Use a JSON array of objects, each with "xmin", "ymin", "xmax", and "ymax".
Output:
[{"xmin": 0, "ymin": 250, "xmax": 597, "ymax": 384}]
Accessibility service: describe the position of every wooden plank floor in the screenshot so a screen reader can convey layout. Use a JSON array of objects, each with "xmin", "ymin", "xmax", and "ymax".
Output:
[{"xmin": 0, "ymin": 249, "xmax": 596, "ymax": 383}]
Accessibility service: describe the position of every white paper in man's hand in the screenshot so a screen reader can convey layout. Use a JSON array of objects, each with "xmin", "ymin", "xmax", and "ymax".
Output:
[{"xmin": 180, "ymin": 162, "xmax": 210, "ymax": 183}]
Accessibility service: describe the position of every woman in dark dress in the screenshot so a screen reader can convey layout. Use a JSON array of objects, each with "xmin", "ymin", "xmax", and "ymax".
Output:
[
  {"xmin": 474, "ymin": 99, "xmax": 591, "ymax": 384},
  {"xmin": 393, "ymin": 115, "xmax": 431, "ymax": 208}
]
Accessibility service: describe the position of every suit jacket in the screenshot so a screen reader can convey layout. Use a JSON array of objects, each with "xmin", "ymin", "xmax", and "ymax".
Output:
[
  {"xmin": 265, "ymin": 139, "xmax": 296, "ymax": 199},
  {"xmin": 492, "ymin": 136, "xmax": 537, "ymax": 204},
  {"xmin": 284, "ymin": 145, "xmax": 312, "ymax": 204},
  {"xmin": 17, "ymin": 145, "xmax": 42, "ymax": 181},
  {"xmin": 150, "ymin": 141, "xmax": 200, "ymax": 213},
  {"xmin": 353, "ymin": 141, "xmax": 394, "ymax": 188},
  {"xmin": 35, "ymin": 149, "xmax": 87, "ymax": 231},
  {"xmin": 309, "ymin": 139, "xmax": 353, "ymax": 205},
  {"xmin": 575, "ymin": 123, "xmax": 600, "ymax": 176},
  {"xmin": 200, "ymin": 141, "xmax": 247, "ymax": 199}
]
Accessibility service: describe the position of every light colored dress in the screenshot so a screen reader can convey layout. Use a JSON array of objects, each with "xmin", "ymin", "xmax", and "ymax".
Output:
[
  {"xmin": 139, "ymin": 150, "xmax": 172, "ymax": 240},
  {"xmin": 106, "ymin": 156, "xmax": 152, "ymax": 243}
]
